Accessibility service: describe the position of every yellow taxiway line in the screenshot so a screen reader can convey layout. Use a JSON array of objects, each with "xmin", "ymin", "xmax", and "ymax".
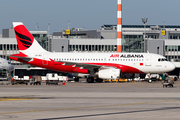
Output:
[
  {"xmin": 0, "ymin": 99, "xmax": 179, "ymax": 115},
  {"xmin": 0, "ymin": 98, "xmax": 39, "ymax": 101}
]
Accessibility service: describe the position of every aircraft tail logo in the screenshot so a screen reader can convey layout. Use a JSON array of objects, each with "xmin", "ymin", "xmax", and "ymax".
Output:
[
  {"xmin": 13, "ymin": 22, "xmax": 34, "ymax": 51},
  {"xmin": 13, "ymin": 22, "xmax": 47, "ymax": 53}
]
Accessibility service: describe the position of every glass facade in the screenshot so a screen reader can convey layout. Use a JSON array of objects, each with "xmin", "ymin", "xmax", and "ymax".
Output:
[
  {"xmin": 69, "ymin": 45, "xmax": 117, "ymax": 52},
  {"xmin": 122, "ymin": 35, "xmax": 143, "ymax": 52},
  {"xmin": 33, "ymin": 34, "xmax": 48, "ymax": 50},
  {"xmin": 165, "ymin": 45, "xmax": 180, "ymax": 61}
]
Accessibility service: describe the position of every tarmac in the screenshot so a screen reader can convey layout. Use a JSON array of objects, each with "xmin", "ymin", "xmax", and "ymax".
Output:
[{"xmin": 0, "ymin": 79, "xmax": 180, "ymax": 120}]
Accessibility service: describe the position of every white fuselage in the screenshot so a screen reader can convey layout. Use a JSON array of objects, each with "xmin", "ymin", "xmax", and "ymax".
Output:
[{"xmin": 29, "ymin": 52, "xmax": 175, "ymax": 74}]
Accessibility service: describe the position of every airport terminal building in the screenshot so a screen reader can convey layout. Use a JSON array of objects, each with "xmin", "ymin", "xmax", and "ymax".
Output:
[{"xmin": 0, "ymin": 24, "xmax": 180, "ymax": 76}]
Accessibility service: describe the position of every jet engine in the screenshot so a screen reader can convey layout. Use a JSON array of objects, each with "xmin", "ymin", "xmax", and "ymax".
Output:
[{"xmin": 98, "ymin": 68, "xmax": 121, "ymax": 79}]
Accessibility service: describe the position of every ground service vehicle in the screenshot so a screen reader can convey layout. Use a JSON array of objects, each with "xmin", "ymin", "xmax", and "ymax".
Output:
[
  {"xmin": 161, "ymin": 74, "xmax": 174, "ymax": 87},
  {"xmin": 46, "ymin": 73, "xmax": 59, "ymax": 85},
  {"xmin": 13, "ymin": 68, "xmax": 72, "ymax": 82},
  {"xmin": 162, "ymin": 78, "xmax": 174, "ymax": 87},
  {"xmin": 30, "ymin": 76, "xmax": 42, "ymax": 85},
  {"xmin": 12, "ymin": 73, "xmax": 29, "ymax": 85}
]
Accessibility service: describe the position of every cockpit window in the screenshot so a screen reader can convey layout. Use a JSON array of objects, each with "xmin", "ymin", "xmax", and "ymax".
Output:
[{"xmin": 158, "ymin": 58, "xmax": 168, "ymax": 62}]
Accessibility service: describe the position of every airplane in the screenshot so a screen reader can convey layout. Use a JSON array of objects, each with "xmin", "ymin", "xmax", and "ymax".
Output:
[
  {"xmin": 10, "ymin": 22, "xmax": 175, "ymax": 83},
  {"xmin": 0, "ymin": 57, "xmax": 14, "ymax": 72}
]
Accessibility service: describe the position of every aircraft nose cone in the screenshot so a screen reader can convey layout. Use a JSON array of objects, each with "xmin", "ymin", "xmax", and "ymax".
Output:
[
  {"xmin": 9, "ymin": 65, "xmax": 14, "ymax": 71},
  {"xmin": 169, "ymin": 63, "xmax": 176, "ymax": 71}
]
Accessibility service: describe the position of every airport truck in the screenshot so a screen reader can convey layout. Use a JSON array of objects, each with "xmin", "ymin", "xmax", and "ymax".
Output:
[
  {"xmin": 11, "ymin": 74, "xmax": 29, "ymax": 85},
  {"xmin": 46, "ymin": 73, "xmax": 59, "ymax": 85}
]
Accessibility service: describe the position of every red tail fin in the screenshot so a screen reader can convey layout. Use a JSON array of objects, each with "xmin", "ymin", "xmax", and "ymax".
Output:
[
  {"xmin": 13, "ymin": 22, "xmax": 34, "ymax": 51},
  {"xmin": 13, "ymin": 22, "xmax": 47, "ymax": 54}
]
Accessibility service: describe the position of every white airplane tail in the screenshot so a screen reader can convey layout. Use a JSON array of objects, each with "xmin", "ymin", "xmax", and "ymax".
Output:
[{"xmin": 13, "ymin": 22, "xmax": 47, "ymax": 54}]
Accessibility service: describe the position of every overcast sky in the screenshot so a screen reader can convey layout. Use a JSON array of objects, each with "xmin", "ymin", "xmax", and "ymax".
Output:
[{"xmin": 0, "ymin": 0, "xmax": 180, "ymax": 34}]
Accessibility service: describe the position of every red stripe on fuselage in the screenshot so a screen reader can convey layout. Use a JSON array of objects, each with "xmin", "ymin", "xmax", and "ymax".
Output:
[{"xmin": 11, "ymin": 57, "xmax": 89, "ymax": 74}]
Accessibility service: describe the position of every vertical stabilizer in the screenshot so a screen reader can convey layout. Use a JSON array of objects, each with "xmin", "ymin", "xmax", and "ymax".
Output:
[{"xmin": 13, "ymin": 22, "xmax": 47, "ymax": 54}]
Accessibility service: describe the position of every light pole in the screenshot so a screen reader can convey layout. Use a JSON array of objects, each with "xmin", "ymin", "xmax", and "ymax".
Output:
[
  {"xmin": 48, "ymin": 22, "xmax": 50, "ymax": 51},
  {"xmin": 142, "ymin": 17, "xmax": 148, "ymax": 52}
]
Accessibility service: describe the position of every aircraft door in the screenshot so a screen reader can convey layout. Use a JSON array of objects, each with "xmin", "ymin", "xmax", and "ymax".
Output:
[{"xmin": 145, "ymin": 55, "xmax": 151, "ymax": 66}]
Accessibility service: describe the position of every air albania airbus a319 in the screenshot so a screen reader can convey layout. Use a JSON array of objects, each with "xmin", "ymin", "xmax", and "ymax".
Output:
[{"xmin": 10, "ymin": 22, "xmax": 175, "ymax": 83}]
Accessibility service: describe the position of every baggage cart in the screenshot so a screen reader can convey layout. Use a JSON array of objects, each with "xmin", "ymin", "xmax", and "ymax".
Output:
[{"xmin": 30, "ymin": 76, "xmax": 42, "ymax": 85}]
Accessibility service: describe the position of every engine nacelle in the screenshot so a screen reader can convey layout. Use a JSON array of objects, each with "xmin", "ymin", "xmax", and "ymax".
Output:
[{"xmin": 98, "ymin": 69, "xmax": 121, "ymax": 79}]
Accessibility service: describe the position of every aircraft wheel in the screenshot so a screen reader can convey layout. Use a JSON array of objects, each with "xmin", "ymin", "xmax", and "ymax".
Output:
[
  {"xmin": 87, "ymin": 77, "xmax": 94, "ymax": 83},
  {"xmin": 74, "ymin": 77, "xmax": 79, "ymax": 82},
  {"xmin": 95, "ymin": 78, "xmax": 103, "ymax": 83}
]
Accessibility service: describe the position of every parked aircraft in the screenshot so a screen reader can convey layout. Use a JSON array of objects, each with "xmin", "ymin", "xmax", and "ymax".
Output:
[
  {"xmin": 0, "ymin": 57, "xmax": 14, "ymax": 72},
  {"xmin": 10, "ymin": 22, "xmax": 175, "ymax": 83}
]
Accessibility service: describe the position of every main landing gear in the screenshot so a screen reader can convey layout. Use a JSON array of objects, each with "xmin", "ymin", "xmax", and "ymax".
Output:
[
  {"xmin": 74, "ymin": 77, "xmax": 79, "ymax": 82},
  {"xmin": 87, "ymin": 77, "xmax": 94, "ymax": 83},
  {"xmin": 95, "ymin": 78, "xmax": 103, "ymax": 83},
  {"xmin": 86, "ymin": 77, "xmax": 103, "ymax": 83}
]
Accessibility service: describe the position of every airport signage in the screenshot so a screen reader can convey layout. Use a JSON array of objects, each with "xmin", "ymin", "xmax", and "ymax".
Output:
[
  {"xmin": 66, "ymin": 29, "xmax": 70, "ymax": 34},
  {"xmin": 161, "ymin": 30, "xmax": 166, "ymax": 36}
]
